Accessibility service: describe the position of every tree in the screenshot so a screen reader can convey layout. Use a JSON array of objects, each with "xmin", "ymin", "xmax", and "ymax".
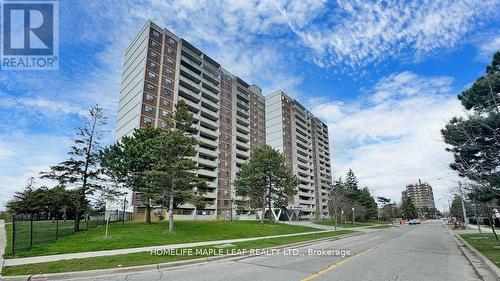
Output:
[
  {"xmin": 358, "ymin": 187, "xmax": 378, "ymax": 219},
  {"xmin": 42, "ymin": 105, "xmax": 107, "ymax": 231},
  {"xmin": 328, "ymin": 177, "xmax": 347, "ymax": 229},
  {"xmin": 442, "ymin": 51, "xmax": 500, "ymax": 205},
  {"xmin": 6, "ymin": 177, "xmax": 36, "ymax": 214},
  {"xmin": 101, "ymin": 126, "xmax": 164, "ymax": 224},
  {"xmin": 154, "ymin": 101, "xmax": 207, "ymax": 232},
  {"xmin": 401, "ymin": 196, "xmax": 418, "ymax": 220},
  {"xmin": 234, "ymin": 145, "xmax": 298, "ymax": 223},
  {"xmin": 450, "ymin": 195, "xmax": 473, "ymax": 222},
  {"xmin": 344, "ymin": 169, "xmax": 359, "ymax": 191}
]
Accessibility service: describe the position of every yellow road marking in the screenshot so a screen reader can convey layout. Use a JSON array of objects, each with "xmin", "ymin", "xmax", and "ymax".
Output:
[{"xmin": 300, "ymin": 243, "xmax": 385, "ymax": 281}]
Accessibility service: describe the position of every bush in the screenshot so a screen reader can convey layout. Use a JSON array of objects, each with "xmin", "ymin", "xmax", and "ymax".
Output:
[{"xmin": 0, "ymin": 211, "xmax": 11, "ymax": 222}]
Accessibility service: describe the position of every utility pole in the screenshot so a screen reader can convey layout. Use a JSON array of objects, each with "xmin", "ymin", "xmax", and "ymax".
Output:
[
  {"xmin": 472, "ymin": 201, "xmax": 481, "ymax": 234},
  {"xmin": 458, "ymin": 181, "xmax": 468, "ymax": 229}
]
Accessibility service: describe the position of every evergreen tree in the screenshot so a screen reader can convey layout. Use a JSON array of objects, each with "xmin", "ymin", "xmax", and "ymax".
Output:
[
  {"xmin": 442, "ymin": 51, "xmax": 500, "ymax": 205},
  {"xmin": 358, "ymin": 187, "xmax": 378, "ymax": 219},
  {"xmin": 234, "ymin": 145, "xmax": 298, "ymax": 223},
  {"xmin": 41, "ymin": 105, "xmax": 106, "ymax": 231},
  {"xmin": 401, "ymin": 196, "xmax": 418, "ymax": 220}
]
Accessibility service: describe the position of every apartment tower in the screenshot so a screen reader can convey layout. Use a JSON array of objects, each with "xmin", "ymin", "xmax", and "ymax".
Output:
[
  {"xmin": 115, "ymin": 21, "xmax": 265, "ymax": 219},
  {"xmin": 265, "ymin": 91, "xmax": 332, "ymax": 219},
  {"xmin": 402, "ymin": 179, "xmax": 436, "ymax": 210}
]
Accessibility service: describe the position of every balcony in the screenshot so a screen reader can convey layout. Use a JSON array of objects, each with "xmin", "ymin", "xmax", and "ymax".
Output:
[
  {"xmin": 202, "ymin": 71, "xmax": 219, "ymax": 85},
  {"xmin": 200, "ymin": 115, "xmax": 218, "ymax": 130},
  {"xmin": 181, "ymin": 49, "xmax": 202, "ymax": 66},
  {"xmin": 197, "ymin": 168, "xmax": 217, "ymax": 178},
  {"xmin": 237, "ymin": 108, "xmax": 249, "ymax": 119},
  {"xmin": 201, "ymin": 98, "xmax": 219, "ymax": 113},
  {"xmin": 198, "ymin": 146, "xmax": 217, "ymax": 158},
  {"xmin": 198, "ymin": 134, "xmax": 218, "ymax": 148},
  {"xmin": 201, "ymin": 91, "xmax": 219, "ymax": 104},
  {"xmin": 202, "ymin": 81, "xmax": 219, "ymax": 95},
  {"xmin": 178, "ymin": 96, "xmax": 200, "ymax": 113},
  {"xmin": 179, "ymin": 78, "xmax": 201, "ymax": 94},
  {"xmin": 180, "ymin": 65, "xmax": 202, "ymax": 84},
  {"xmin": 236, "ymin": 123, "xmax": 249, "ymax": 134},
  {"xmin": 197, "ymin": 157, "xmax": 218, "ymax": 168},
  {"xmin": 199, "ymin": 124, "xmax": 218, "ymax": 139}
]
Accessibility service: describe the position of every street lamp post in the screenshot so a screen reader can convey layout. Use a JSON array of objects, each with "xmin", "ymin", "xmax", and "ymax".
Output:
[{"xmin": 352, "ymin": 207, "xmax": 355, "ymax": 227}]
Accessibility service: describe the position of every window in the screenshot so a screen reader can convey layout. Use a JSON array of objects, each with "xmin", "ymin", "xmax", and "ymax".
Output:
[
  {"xmin": 151, "ymin": 41, "xmax": 159, "ymax": 48},
  {"xmin": 146, "ymin": 82, "xmax": 155, "ymax": 91},
  {"xmin": 162, "ymin": 110, "xmax": 169, "ymax": 117},
  {"xmin": 149, "ymin": 50, "xmax": 158, "ymax": 58},
  {"xmin": 149, "ymin": 61, "xmax": 157, "ymax": 69},
  {"xmin": 168, "ymin": 38, "xmax": 175, "ymax": 45},
  {"xmin": 144, "ymin": 117, "xmax": 152, "ymax": 125},
  {"xmin": 166, "ymin": 58, "xmax": 174, "ymax": 65},
  {"xmin": 163, "ymin": 99, "xmax": 171, "ymax": 107},
  {"xmin": 161, "ymin": 121, "xmax": 167, "ymax": 128},
  {"xmin": 164, "ymin": 88, "xmax": 172, "ymax": 96},
  {"xmin": 152, "ymin": 29, "xmax": 160, "ymax": 38},
  {"xmin": 166, "ymin": 47, "xmax": 174, "ymax": 54},
  {"xmin": 145, "ymin": 94, "xmax": 154, "ymax": 101},
  {"xmin": 164, "ymin": 67, "xmax": 173, "ymax": 75},
  {"xmin": 223, "ymin": 189, "xmax": 229, "ymax": 195},
  {"xmin": 148, "ymin": 71, "xmax": 156, "ymax": 79},
  {"xmin": 144, "ymin": 105, "xmax": 153, "ymax": 112},
  {"xmin": 164, "ymin": 78, "xmax": 172, "ymax": 85}
]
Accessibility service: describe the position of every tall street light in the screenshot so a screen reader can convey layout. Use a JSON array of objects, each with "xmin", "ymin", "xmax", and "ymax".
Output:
[{"xmin": 352, "ymin": 207, "xmax": 355, "ymax": 227}]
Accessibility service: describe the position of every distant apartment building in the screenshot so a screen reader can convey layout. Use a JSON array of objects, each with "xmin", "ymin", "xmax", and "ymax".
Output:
[
  {"xmin": 401, "ymin": 179, "xmax": 436, "ymax": 210},
  {"xmin": 115, "ymin": 21, "xmax": 265, "ymax": 219},
  {"xmin": 265, "ymin": 91, "xmax": 332, "ymax": 220}
]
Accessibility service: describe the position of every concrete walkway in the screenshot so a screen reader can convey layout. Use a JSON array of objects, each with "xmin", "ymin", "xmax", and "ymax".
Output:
[
  {"xmin": 4, "ymin": 228, "xmax": 345, "ymax": 267},
  {"xmin": 454, "ymin": 223, "xmax": 496, "ymax": 235},
  {"xmin": 283, "ymin": 220, "xmax": 390, "ymax": 233},
  {"xmin": 0, "ymin": 219, "xmax": 6, "ymax": 275}
]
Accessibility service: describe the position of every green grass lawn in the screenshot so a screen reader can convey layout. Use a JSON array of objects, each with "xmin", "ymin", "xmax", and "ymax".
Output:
[
  {"xmin": 460, "ymin": 233, "xmax": 500, "ymax": 269},
  {"xmin": 2, "ymin": 230, "xmax": 355, "ymax": 276},
  {"xmin": 5, "ymin": 220, "xmax": 322, "ymax": 258},
  {"xmin": 313, "ymin": 219, "xmax": 387, "ymax": 228}
]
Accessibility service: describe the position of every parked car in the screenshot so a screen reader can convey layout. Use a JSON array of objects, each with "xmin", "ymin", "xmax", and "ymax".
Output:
[{"xmin": 409, "ymin": 219, "xmax": 421, "ymax": 225}]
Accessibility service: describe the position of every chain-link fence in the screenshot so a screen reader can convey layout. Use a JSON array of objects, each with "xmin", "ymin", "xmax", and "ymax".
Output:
[{"xmin": 11, "ymin": 210, "xmax": 133, "ymax": 255}]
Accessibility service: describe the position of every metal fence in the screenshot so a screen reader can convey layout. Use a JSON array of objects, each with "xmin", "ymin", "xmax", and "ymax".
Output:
[{"xmin": 11, "ymin": 210, "xmax": 133, "ymax": 255}]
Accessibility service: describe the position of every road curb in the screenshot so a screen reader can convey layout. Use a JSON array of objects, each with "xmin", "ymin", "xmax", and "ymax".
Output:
[
  {"xmin": 444, "ymin": 223, "xmax": 500, "ymax": 281},
  {"xmin": 0, "ymin": 232, "xmax": 362, "ymax": 281}
]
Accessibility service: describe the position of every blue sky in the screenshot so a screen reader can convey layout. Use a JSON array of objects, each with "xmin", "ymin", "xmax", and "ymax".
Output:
[{"xmin": 0, "ymin": 0, "xmax": 499, "ymax": 210}]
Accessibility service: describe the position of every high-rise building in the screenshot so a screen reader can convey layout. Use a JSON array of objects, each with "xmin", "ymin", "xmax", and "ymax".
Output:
[
  {"xmin": 402, "ymin": 179, "xmax": 436, "ymax": 210},
  {"xmin": 115, "ymin": 21, "xmax": 265, "ymax": 219},
  {"xmin": 265, "ymin": 91, "xmax": 332, "ymax": 220}
]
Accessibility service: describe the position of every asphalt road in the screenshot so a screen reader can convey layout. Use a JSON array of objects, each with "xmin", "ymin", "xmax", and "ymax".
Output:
[{"xmin": 80, "ymin": 221, "xmax": 480, "ymax": 281}]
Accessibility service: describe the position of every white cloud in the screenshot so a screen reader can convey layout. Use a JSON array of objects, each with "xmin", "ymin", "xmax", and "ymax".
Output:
[
  {"xmin": 283, "ymin": 0, "xmax": 500, "ymax": 68},
  {"xmin": 477, "ymin": 36, "xmax": 500, "ymax": 60},
  {"xmin": 310, "ymin": 71, "xmax": 465, "ymax": 210},
  {"xmin": 0, "ymin": 133, "xmax": 72, "ymax": 210}
]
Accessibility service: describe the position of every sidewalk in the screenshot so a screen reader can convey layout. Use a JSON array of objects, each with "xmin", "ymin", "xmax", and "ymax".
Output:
[
  {"xmin": 4, "ymin": 228, "xmax": 343, "ymax": 267},
  {"xmin": 283, "ymin": 220, "xmax": 389, "ymax": 233},
  {"xmin": 454, "ymin": 223, "xmax": 496, "ymax": 235},
  {"xmin": 0, "ymin": 220, "xmax": 6, "ymax": 274}
]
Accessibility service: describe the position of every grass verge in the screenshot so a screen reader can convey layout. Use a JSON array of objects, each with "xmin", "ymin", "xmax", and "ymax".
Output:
[
  {"xmin": 460, "ymin": 233, "xmax": 500, "ymax": 269},
  {"xmin": 2, "ymin": 230, "xmax": 355, "ymax": 276},
  {"xmin": 5, "ymin": 220, "xmax": 321, "ymax": 258}
]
